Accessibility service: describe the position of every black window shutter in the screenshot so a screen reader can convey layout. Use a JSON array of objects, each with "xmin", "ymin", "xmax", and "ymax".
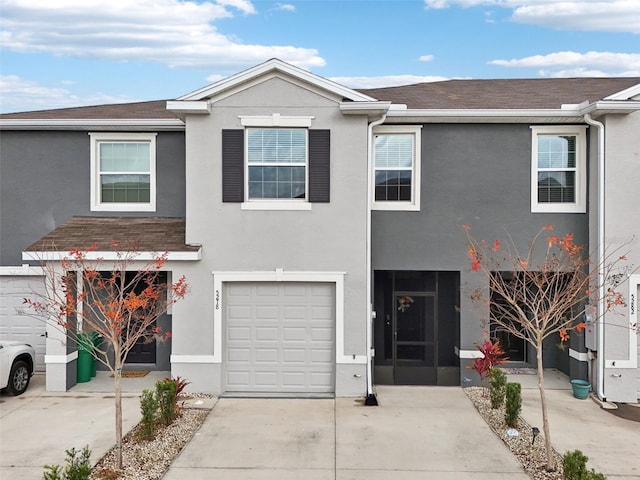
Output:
[
  {"xmin": 222, "ymin": 129, "xmax": 244, "ymax": 202},
  {"xmin": 308, "ymin": 129, "xmax": 330, "ymax": 203}
]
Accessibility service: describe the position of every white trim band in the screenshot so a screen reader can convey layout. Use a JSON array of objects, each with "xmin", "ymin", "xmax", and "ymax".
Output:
[
  {"xmin": 455, "ymin": 347, "xmax": 484, "ymax": 359},
  {"xmin": 170, "ymin": 355, "xmax": 218, "ymax": 364},
  {"xmin": 45, "ymin": 351, "xmax": 78, "ymax": 364},
  {"xmin": 569, "ymin": 348, "xmax": 589, "ymax": 362},
  {"xmin": 23, "ymin": 250, "xmax": 201, "ymax": 262}
]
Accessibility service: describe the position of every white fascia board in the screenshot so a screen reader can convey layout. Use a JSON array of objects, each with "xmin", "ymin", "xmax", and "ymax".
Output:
[
  {"xmin": 387, "ymin": 108, "xmax": 584, "ymax": 121},
  {"xmin": 0, "ymin": 119, "xmax": 184, "ymax": 130},
  {"xmin": 178, "ymin": 58, "xmax": 377, "ymax": 103},
  {"xmin": 165, "ymin": 101, "xmax": 210, "ymax": 115},
  {"xmin": 339, "ymin": 101, "xmax": 392, "ymax": 116},
  {"xmin": 579, "ymin": 101, "xmax": 640, "ymax": 116},
  {"xmin": 22, "ymin": 250, "xmax": 201, "ymax": 262},
  {"xmin": 0, "ymin": 265, "xmax": 45, "ymax": 276},
  {"xmin": 604, "ymin": 83, "xmax": 640, "ymax": 100}
]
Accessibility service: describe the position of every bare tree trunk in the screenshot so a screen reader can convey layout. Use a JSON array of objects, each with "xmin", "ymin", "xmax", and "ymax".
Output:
[
  {"xmin": 114, "ymin": 362, "xmax": 123, "ymax": 470},
  {"xmin": 536, "ymin": 343, "xmax": 556, "ymax": 471}
]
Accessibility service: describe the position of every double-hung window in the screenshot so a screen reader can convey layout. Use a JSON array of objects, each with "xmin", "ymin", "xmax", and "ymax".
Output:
[
  {"xmin": 531, "ymin": 126, "xmax": 586, "ymax": 213},
  {"xmin": 90, "ymin": 133, "xmax": 156, "ymax": 212},
  {"xmin": 222, "ymin": 114, "xmax": 330, "ymax": 210},
  {"xmin": 247, "ymin": 128, "xmax": 307, "ymax": 200},
  {"xmin": 372, "ymin": 125, "xmax": 421, "ymax": 211}
]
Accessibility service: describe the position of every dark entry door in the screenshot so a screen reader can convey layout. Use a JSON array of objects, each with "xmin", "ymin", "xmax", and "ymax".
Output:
[
  {"xmin": 393, "ymin": 293, "xmax": 436, "ymax": 384},
  {"xmin": 125, "ymin": 337, "xmax": 156, "ymax": 364}
]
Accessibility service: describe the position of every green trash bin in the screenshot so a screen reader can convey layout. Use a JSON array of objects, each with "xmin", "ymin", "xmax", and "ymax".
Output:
[
  {"xmin": 77, "ymin": 332, "xmax": 92, "ymax": 383},
  {"xmin": 90, "ymin": 332, "xmax": 102, "ymax": 377}
]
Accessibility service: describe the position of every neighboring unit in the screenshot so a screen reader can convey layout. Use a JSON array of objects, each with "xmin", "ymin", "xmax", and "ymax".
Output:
[{"xmin": 1, "ymin": 59, "xmax": 639, "ymax": 402}]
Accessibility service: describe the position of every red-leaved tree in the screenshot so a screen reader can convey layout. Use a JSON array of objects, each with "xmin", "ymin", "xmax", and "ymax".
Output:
[
  {"xmin": 463, "ymin": 224, "xmax": 631, "ymax": 471},
  {"xmin": 22, "ymin": 242, "xmax": 188, "ymax": 470}
]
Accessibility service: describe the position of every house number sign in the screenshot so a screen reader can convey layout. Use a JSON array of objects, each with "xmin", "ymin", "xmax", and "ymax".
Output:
[
  {"xmin": 215, "ymin": 289, "xmax": 220, "ymax": 310},
  {"xmin": 631, "ymin": 292, "xmax": 635, "ymax": 316}
]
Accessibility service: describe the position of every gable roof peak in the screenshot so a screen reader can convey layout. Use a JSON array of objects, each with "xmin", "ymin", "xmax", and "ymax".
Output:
[{"xmin": 177, "ymin": 58, "xmax": 377, "ymax": 103}]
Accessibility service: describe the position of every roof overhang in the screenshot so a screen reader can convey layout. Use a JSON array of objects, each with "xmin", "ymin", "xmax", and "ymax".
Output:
[
  {"xmin": 22, "ymin": 250, "xmax": 201, "ymax": 262},
  {"xmin": 0, "ymin": 119, "xmax": 185, "ymax": 131},
  {"xmin": 339, "ymin": 101, "xmax": 392, "ymax": 119},
  {"xmin": 382, "ymin": 101, "xmax": 640, "ymax": 124},
  {"xmin": 166, "ymin": 101, "xmax": 211, "ymax": 120}
]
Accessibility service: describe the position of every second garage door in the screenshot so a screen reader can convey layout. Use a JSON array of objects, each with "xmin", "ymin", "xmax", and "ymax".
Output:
[{"xmin": 224, "ymin": 282, "xmax": 335, "ymax": 394}]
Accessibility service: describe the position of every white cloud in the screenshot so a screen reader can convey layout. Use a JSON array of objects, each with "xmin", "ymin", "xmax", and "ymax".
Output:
[
  {"xmin": 423, "ymin": 0, "xmax": 640, "ymax": 34},
  {"xmin": 490, "ymin": 51, "xmax": 640, "ymax": 76},
  {"xmin": 418, "ymin": 54, "xmax": 435, "ymax": 62},
  {"xmin": 0, "ymin": 75, "xmax": 136, "ymax": 113},
  {"xmin": 329, "ymin": 75, "xmax": 449, "ymax": 89},
  {"xmin": 0, "ymin": 0, "xmax": 325, "ymax": 70},
  {"xmin": 275, "ymin": 3, "xmax": 296, "ymax": 12}
]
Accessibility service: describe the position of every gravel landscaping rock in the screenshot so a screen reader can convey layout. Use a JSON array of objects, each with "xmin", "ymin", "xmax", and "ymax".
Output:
[
  {"xmin": 90, "ymin": 395, "xmax": 213, "ymax": 480},
  {"xmin": 465, "ymin": 386, "xmax": 564, "ymax": 480}
]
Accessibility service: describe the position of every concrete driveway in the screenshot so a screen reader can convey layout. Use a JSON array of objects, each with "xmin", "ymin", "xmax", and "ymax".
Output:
[
  {"xmin": 163, "ymin": 386, "xmax": 528, "ymax": 480},
  {"xmin": 0, "ymin": 374, "xmax": 141, "ymax": 480}
]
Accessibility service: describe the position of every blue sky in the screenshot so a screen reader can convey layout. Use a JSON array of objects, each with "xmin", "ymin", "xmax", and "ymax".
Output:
[{"xmin": 1, "ymin": 0, "xmax": 638, "ymax": 113}]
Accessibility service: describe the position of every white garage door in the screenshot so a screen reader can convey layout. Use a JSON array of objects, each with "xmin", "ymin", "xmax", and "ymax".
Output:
[
  {"xmin": 224, "ymin": 282, "xmax": 335, "ymax": 394},
  {"xmin": 0, "ymin": 275, "xmax": 46, "ymax": 372}
]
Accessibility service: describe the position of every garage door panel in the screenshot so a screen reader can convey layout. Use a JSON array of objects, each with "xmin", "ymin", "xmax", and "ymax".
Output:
[
  {"xmin": 255, "ymin": 348, "xmax": 279, "ymax": 363},
  {"xmin": 227, "ymin": 348, "xmax": 250, "ymax": 362},
  {"xmin": 0, "ymin": 276, "xmax": 46, "ymax": 372},
  {"xmin": 283, "ymin": 327, "xmax": 306, "ymax": 341},
  {"xmin": 224, "ymin": 282, "xmax": 335, "ymax": 394}
]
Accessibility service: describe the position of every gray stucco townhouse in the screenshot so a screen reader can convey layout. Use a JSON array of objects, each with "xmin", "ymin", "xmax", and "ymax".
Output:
[{"xmin": 1, "ymin": 59, "xmax": 639, "ymax": 402}]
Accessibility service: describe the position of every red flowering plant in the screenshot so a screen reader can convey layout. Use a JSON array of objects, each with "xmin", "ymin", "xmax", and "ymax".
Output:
[
  {"xmin": 22, "ymin": 242, "xmax": 188, "ymax": 470},
  {"xmin": 467, "ymin": 338, "xmax": 508, "ymax": 384},
  {"xmin": 462, "ymin": 224, "xmax": 633, "ymax": 471}
]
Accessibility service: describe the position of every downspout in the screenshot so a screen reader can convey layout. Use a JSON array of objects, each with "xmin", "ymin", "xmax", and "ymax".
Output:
[
  {"xmin": 365, "ymin": 112, "xmax": 387, "ymax": 405},
  {"xmin": 584, "ymin": 112, "xmax": 606, "ymax": 401}
]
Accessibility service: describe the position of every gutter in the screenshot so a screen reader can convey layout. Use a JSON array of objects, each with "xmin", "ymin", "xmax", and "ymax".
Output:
[
  {"xmin": 365, "ymin": 112, "xmax": 388, "ymax": 406},
  {"xmin": 583, "ymin": 113, "xmax": 606, "ymax": 401}
]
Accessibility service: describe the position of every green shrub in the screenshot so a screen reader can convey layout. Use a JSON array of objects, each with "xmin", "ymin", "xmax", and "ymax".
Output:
[
  {"xmin": 140, "ymin": 388, "xmax": 159, "ymax": 439},
  {"xmin": 562, "ymin": 450, "xmax": 607, "ymax": 480},
  {"xmin": 156, "ymin": 378, "xmax": 178, "ymax": 425},
  {"xmin": 42, "ymin": 446, "xmax": 92, "ymax": 480},
  {"xmin": 504, "ymin": 382, "xmax": 521, "ymax": 428},
  {"xmin": 563, "ymin": 450, "xmax": 589, "ymax": 480},
  {"xmin": 587, "ymin": 470, "xmax": 607, "ymax": 480},
  {"xmin": 489, "ymin": 368, "xmax": 507, "ymax": 409}
]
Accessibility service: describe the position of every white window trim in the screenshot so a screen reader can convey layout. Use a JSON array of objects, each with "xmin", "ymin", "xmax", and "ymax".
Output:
[
  {"xmin": 89, "ymin": 132, "xmax": 157, "ymax": 212},
  {"xmin": 240, "ymin": 117, "xmax": 313, "ymax": 210},
  {"xmin": 372, "ymin": 125, "xmax": 422, "ymax": 212},
  {"xmin": 530, "ymin": 126, "xmax": 587, "ymax": 213}
]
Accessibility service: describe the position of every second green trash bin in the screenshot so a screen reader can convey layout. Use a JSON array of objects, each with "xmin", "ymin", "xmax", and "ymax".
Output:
[{"xmin": 76, "ymin": 332, "xmax": 93, "ymax": 383}]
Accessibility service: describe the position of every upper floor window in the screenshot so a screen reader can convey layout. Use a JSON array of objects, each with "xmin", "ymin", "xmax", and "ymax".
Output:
[
  {"xmin": 372, "ymin": 125, "xmax": 421, "ymax": 211},
  {"xmin": 90, "ymin": 133, "xmax": 156, "ymax": 212},
  {"xmin": 247, "ymin": 128, "xmax": 307, "ymax": 200},
  {"xmin": 530, "ymin": 126, "xmax": 586, "ymax": 213},
  {"xmin": 222, "ymin": 115, "xmax": 329, "ymax": 210}
]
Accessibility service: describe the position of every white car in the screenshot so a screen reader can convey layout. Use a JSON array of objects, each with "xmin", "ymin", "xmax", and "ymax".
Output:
[{"xmin": 0, "ymin": 341, "xmax": 36, "ymax": 396}]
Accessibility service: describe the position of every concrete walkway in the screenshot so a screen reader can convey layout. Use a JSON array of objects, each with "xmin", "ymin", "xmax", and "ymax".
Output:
[
  {"xmin": 2, "ymin": 370, "xmax": 638, "ymax": 479},
  {"xmin": 163, "ymin": 386, "xmax": 528, "ymax": 480}
]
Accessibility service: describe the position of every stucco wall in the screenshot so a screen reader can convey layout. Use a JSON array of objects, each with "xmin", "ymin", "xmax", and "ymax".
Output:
[
  {"xmin": 601, "ymin": 111, "xmax": 640, "ymax": 401},
  {"xmin": 372, "ymin": 123, "xmax": 590, "ymax": 371},
  {"xmin": 0, "ymin": 130, "xmax": 186, "ymax": 266},
  {"xmin": 171, "ymin": 76, "xmax": 370, "ymax": 395}
]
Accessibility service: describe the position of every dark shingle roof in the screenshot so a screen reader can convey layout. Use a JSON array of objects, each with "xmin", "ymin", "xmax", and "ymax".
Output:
[
  {"xmin": 25, "ymin": 217, "xmax": 199, "ymax": 253},
  {"xmin": 2, "ymin": 78, "xmax": 638, "ymax": 121},
  {"xmin": 356, "ymin": 77, "xmax": 640, "ymax": 109},
  {"xmin": 0, "ymin": 100, "xmax": 176, "ymax": 120}
]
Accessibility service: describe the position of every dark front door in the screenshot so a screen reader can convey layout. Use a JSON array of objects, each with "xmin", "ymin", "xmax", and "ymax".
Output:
[
  {"xmin": 125, "ymin": 336, "xmax": 156, "ymax": 364},
  {"xmin": 393, "ymin": 293, "xmax": 436, "ymax": 384}
]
